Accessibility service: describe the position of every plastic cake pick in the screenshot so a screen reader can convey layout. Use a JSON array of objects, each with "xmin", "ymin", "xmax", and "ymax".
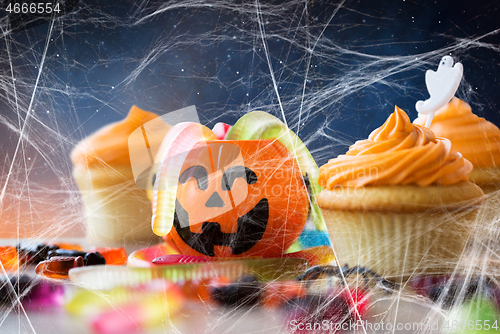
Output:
[{"xmin": 416, "ymin": 55, "xmax": 463, "ymax": 128}]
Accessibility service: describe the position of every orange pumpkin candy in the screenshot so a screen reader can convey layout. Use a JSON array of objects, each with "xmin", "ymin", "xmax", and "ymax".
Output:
[{"xmin": 167, "ymin": 139, "xmax": 309, "ymax": 258}]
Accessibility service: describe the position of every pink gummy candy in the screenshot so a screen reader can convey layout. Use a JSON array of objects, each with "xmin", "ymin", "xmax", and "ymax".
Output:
[
  {"xmin": 212, "ymin": 122, "xmax": 231, "ymax": 140},
  {"xmin": 152, "ymin": 254, "xmax": 211, "ymax": 265}
]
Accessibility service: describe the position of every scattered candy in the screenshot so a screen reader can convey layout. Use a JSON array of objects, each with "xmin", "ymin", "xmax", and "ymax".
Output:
[
  {"xmin": 0, "ymin": 275, "xmax": 64, "ymax": 308},
  {"xmin": 8, "ymin": 242, "xmax": 89, "ymax": 270},
  {"xmin": 262, "ymin": 281, "xmax": 306, "ymax": 308},
  {"xmin": 282, "ymin": 288, "xmax": 369, "ymax": 333},
  {"xmin": 47, "ymin": 249, "xmax": 87, "ymax": 258},
  {"xmin": 66, "ymin": 280, "xmax": 185, "ymax": 334},
  {"xmin": 84, "ymin": 252, "xmax": 106, "ymax": 266},
  {"xmin": 46, "ymin": 248, "xmax": 108, "ymax": 266},
  {"xmin": 127, "ymin": 239, "xmax": 180, "ymax": 267},
  {"xmin": 281, "ymin": 246, "xmax": 335, "ymax": 267},
  {"xmin": 188, "ymin": 276, "xmax": 232, "ymax": 302},
  {"xmin": 23, "ymin": 280, "xmax": 65, "ymax": 309},
  {"xmin": 447, "ymin": 296, "xmax": 500, "ymax": 334},
  {"xmin": 212, "ymin": 122, "xmax": 232, "ymax": 140},
  {"xmin": 53, "ymin": 243, "xmax": 83, "ymax": 251},
  {"xmin": 410, "ymin": 275, "xmax": 449, "ymax": 296},
  {"xmin": 297, "ymin": 265, "xmax": 399, "ymax": 292},
  {"xmin": 410, "ymin": 276, "xmax": 488, "ymax": 309},
  {"xmin": 0, "ymin": 246, "xmax": 20, "ymax": 271},
  {"xmin": 297, "ymin": 230, "xmax": 332, "ymax": 249},
  {"xmin": 0, "ymin": 275, "xmax": 32, "ymax": 306},
  {"xmin": 70, "ymin": 257, "xmax": 309, "ymax": 291},
  {"xmin": 93, "ymin": 247, "xmax": 127, "ymax": 265},
  {"xmin": 204, "ymin": 271, "xmax": 370, "ymax": 324},
  {"xmin": 210, "ymin": 275, "xmax": 262, "ymax": 307},
  {"xmin": 428, "ymin": 279, "xmax": 480, "ymax": 309},
  {"xmin": 284, "ymin": 293, "xmax": 350, "ymax": 333},
  {"xmin": 17, "ymin": 243, "xmax": 60, "ymax": 265},
  {"xmin": 343, "ymin": 288, "xmax": 369, "ymax": 321},
  {"xmin": 35, "ymin": 256, "xmax": 84, "ymax": 279},
  {"xmin": 152, "ymin": 254, "xmax": 211, "ymax": 265},
  {"xmin": 91, "ymin": 303, "xmax": 162, "ymax": 334}
]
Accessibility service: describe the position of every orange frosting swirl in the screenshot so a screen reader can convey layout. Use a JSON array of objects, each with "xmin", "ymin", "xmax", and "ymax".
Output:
[
  {"xmin": 318, "ymin": 106, "xmax": 472, "ymax": 188},
  {"xmin": 414, "ymin": 98, "xmax": 500, "ymax": 168},
  {"xmin": 71, "ymin": 106, "xmax": 171, "ymax": 167}
]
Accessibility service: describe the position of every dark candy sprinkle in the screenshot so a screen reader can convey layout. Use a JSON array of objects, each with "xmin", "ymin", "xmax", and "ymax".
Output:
[
  {"xmin": 47, "ymin": 249, "xmax": 87, "ymax": 259},
  {"xmin": 83, "ymin": 252, "xmax": 106, "ymax": 266},
  {"xmin": 210, "ymin": 275, "xmax": 262, "ymax": 307}
]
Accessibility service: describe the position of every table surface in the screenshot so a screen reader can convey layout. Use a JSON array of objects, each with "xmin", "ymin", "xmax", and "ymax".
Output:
[
  {"xmin": 0, "ymin": 238, "xmax": 493, "ymax": 334},
  {"xmin": 2, "ymin": 298, "xmax": 439, "ymax": 334}
]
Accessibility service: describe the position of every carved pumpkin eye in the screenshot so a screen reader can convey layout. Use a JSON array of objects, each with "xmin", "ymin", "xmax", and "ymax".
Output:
[
  {"xmin": 221, "ymin": 165, "xmax": 257, "ymax": 191},
  {"xmin": 179, "ymin": 166, "xmax": 209, "ymax": 190}
]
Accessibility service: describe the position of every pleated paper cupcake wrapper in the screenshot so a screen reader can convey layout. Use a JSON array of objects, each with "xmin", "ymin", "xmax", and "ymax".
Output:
[
  {"xmin": 322, "ymin": 209, "xmax": 477, "ymax": 280},
  {"xmin": 470, "ymin": 192, "xmax": 500, "ymax": 248},
  {"xmin": 69, "ymin": 257, "xmax": 309, "ymax": 290}
]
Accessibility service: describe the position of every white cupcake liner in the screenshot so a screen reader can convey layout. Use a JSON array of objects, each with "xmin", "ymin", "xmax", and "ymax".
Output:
[
  {"xmin": 322, "ymin": 209, "xmax": 478, "ymax": 280},
  {"xmin": 74, "ymin": 167, "xmax": 157, "ymax": 247}
]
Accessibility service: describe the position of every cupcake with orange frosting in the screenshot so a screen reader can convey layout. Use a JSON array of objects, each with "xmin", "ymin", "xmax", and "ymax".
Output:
[
  {"xmin": 71, "ymin": 106, "xmax": 171, "ymax": 248},
  {"xmin": 317, "ymin": 106, "xmax": 484, "ymax": 279},
  {"xmin": 414, "ymin": 98, "xmax": 500, "ymax": 193}
]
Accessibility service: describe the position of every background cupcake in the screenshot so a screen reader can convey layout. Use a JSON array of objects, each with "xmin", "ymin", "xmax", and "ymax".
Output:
[
  {"xmin": 71, "ymin": 106, "xmax": 170, "ymax": 249},
  {"xmin": 317, "ymin": 106, "xmax": 484, "ymax": 280},
  {"xmin": 414, "ymin": 98, "xmax": 500, "ymax": 193}
]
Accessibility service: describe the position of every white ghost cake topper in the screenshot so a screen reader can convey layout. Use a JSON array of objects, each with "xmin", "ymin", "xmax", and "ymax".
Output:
[{"xmin": 416, "ymin": 55, "xmax": 463, "ymax": 128}]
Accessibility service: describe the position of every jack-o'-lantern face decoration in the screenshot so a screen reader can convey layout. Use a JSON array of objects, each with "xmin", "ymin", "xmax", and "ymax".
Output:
[{"xmin": 167, "ymin": 140, "xmax": 309, "ymax": 258}]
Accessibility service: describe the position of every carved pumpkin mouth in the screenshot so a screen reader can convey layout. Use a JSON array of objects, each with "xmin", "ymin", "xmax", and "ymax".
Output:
[{"xmin": 173, "ymin": 198, "xmax": 269, "ymax": 257}]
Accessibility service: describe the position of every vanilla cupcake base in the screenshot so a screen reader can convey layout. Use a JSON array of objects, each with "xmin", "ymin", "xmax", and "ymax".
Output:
[
  {"xmin": 74, "ymin": 165, "xmax": 161, "ymax": 249},
  {"xmin": 318, "ymin": 182, "xmax": 485, "ymax": 281}
]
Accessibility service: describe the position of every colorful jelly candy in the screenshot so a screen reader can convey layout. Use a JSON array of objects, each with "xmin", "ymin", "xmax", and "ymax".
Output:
[
  {"xmin": 66, "ymin": 280, "xmax": 184, "ymax": 334},
  {"xmin": 182, "ymin": 276, "xmax": 231, "ymax": 301},
  {"xmin": 410, "ymin": 275, "xmax": 449, "ymax": 296},
  {"xmin": 93, "ymin": 247, "xmax": 127, "ymax": 265},
  {"xmin": 24, "ymin": 280, "xmax": 65, "ymax": 309},
  {"xmin": 212, "ymin": 122, "xmax": 231, "ymax": 140},
  {"xmin": 0, "ymin": 275, "xmax": 64, "ymax": 308},
  {"xmin": 152, "ymin": 254, "xmax": 211, "ymax": 265},
  {"xmin": 210, "ymin": 275, "xmax": 263, "ymax": 307},
  {"xmin": 17, "ymin": 243, "xmax": 59, "ymax": 265},
  {"xmin": 48, "ymin": 249, "xmax": 106, "ymax": 265},
  {"xmin": 35, "ymin": 256, "xmax": 84, "ymax": 279},
  {"xmin": 447, "ymin": 296, "xmax": 500, "ymax": 334},
  {"xmin": 13, "ymin": 242, "xmax": 84, "ymax": 266},
  {"xmin": 284, "ymin": 293, "xmax": 350, "ymax": 330},
  {"xmin": 281, "ymin": 246, "xmax": 335, "ymax": 266},
  {"xmin": 84, "ymin": 252, "xmax": 106, "ymax": 266},
  {"xmin": 47, "ymin": 248, "xmax": 87, "ymax": 258},
  {"xmin": 262, "ymin": 281, "xmax": 306, "ymax": 308},
  {"xmin": 0, "ymin": 246, "xmax": 20, "ymax": 271},
  {"xmin": 410, "ymin": 276, "xmax": 482, "ymax": 309},
  {"xmin": 343, "ymin": 288, "xmax": 369, "ymax": 321},
  {"xmin": 52, "ymin": 243, "xmax": 83, "ymax": 251},
  {"xmin": 0, "ymin": 275, "xmax": 31, "ymax": 305},
  {"xmin": 91, "ymin": 295, "xmax": 180, "ymax": 334}
]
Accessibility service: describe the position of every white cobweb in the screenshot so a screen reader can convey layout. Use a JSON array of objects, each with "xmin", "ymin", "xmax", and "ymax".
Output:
[{"xmin": 1, "ymin": 0, "xmax": 500, "ymax": 333}]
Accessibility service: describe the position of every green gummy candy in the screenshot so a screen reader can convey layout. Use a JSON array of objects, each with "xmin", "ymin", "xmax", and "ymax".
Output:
[{"xmin": 446, "ymin": 297, "xmax": 500, "ymax": 333}]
